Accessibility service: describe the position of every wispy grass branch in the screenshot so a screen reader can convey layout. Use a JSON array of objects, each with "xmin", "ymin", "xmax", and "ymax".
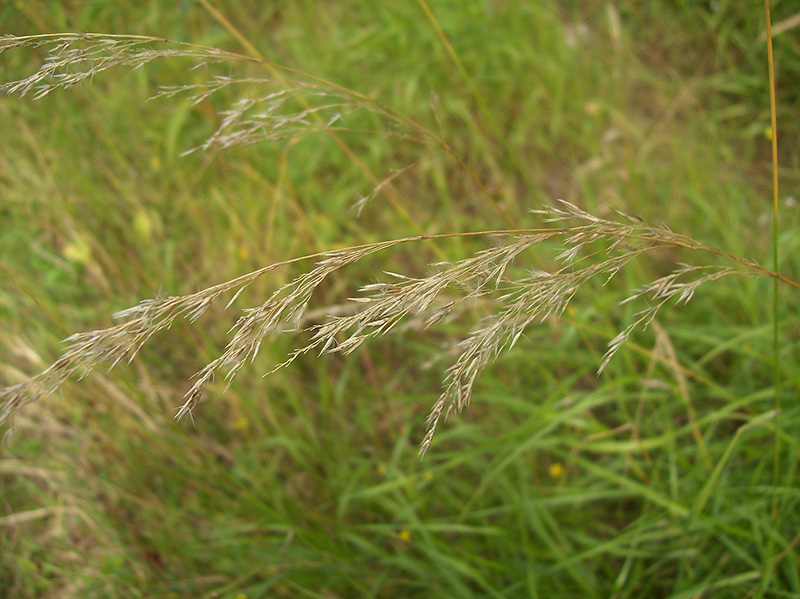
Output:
[
  {"xmin": 0, "ymin": 33, "xmax": 237, "ymax": 99},
  {"xmin": 1, "ymin": 32, "xmax": 510, "ymax": 225},
  {"xmin": 2, "ymin": 198, "xmax": 791, "ymax": 453}
]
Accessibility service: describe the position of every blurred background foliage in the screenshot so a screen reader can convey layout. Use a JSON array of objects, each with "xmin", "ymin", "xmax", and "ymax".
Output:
[{"xmin": 1, "ymin": 1, "xmax": 799, "ymax": 597}]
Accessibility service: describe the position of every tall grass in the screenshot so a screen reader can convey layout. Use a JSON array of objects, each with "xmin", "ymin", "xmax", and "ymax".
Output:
[
  {"xmin": 1, "ymin": 2, "xmax": 799, "ymax": 598},
  {"xmin": 0, "ymin": 31, "xmax": 795, "ymax": 454}
]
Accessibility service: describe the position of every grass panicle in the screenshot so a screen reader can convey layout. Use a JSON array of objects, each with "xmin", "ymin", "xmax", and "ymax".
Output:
[
  {"xmin": 0, "ymin": 33, "xmax": 234, "ymax": 99},
  {"xmin": 1, "ymin": 32, "xmax": 796, "ymax": 454},
  {"xmin": 0, "ymin": 173, "xmax": 778, "ymax": 454}
]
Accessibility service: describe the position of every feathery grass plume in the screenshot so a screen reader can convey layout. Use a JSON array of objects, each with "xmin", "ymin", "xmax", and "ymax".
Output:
[
  {"xmin": 0, "ymin": 33, "xmax": 506, "ymax": 227},
  {"xmin": 0, "ymin": 196, "xmax": 771, "ymax": 454},
  {"xmin": 0, "ymin": 32, "xmax": 461, "ymax": 234},
  {"xmin": 2, "ymin": 33, "xmax": 797, "ymax": 454},
  {"xmin": 0, "ymin": 34, "xmax": 423, "ymax": 147},
  {"xmin": 0, "ymin": 33, "xmax": 233, "ymax": 99}
]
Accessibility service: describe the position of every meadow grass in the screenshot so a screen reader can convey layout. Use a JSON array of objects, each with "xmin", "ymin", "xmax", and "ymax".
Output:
[{"xmin": 1, "ymin": 1, "xmax": 800, "ymax": 597}]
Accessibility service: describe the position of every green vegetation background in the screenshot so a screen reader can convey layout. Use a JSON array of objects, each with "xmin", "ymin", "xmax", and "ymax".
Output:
[{"xmin": 1, "ymin": 1, "xmax": 799, "ymax": 597}]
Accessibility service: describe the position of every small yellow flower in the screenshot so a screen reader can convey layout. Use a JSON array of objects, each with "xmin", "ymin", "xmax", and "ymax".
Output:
[
  {"xmin": 549, "ymin": 462, "xmax": 564, "ymax": 479},
  {"xmin": 398, "ymin": 529, "xmax": 411, "ymax": 541}
]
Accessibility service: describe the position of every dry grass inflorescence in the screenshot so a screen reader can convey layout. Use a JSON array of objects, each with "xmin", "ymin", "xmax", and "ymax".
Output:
[{"xmin": 0, "ymin": 32, "xmax": 795, "ymax": 457}]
